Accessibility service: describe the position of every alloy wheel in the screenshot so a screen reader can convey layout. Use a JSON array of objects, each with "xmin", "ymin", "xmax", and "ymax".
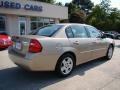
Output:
[{"xmin": 60, "ymin": 57, "xmax": 73, "ymax": 75}]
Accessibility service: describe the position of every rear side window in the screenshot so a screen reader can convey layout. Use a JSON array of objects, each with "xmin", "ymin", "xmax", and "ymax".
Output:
[
  {"xmin": 65, "ymin": 27, "xmax": 74, "ymax": 38},
  {"xmin": 30, "ymin": 25, "xmax": 63, "ymax": 37}
]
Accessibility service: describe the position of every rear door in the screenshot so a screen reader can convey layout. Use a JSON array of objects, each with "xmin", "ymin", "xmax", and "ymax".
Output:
[
  {"xmin": 85, "ymin": 26, "xmax": 108, "ymax": 59},
  {"xmin": 65, "ymin": 25, "xmax": 93, "ymax": 65}
]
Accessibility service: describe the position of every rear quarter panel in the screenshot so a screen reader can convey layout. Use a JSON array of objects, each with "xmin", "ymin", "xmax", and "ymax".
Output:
[{"xmin": 35, "ymin": 37, "xmax": 77, "ymax": 70}]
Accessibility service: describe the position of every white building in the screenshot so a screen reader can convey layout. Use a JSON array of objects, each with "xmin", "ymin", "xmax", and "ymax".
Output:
[{"xmin": 0, "ymin": 0, "xmax": 68, "ymax": 35}]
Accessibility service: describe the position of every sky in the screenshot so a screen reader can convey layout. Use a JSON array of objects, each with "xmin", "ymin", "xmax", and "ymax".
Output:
[{"xmin": 56, "ymin": 0, "xmax": 120, "ymax": 9}]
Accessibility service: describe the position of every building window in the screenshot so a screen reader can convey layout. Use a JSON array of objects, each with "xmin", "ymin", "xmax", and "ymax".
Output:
[
  {"xmin": 0, "ymin": 15, "xmax": 6, "ymax": 32},
  {"xmin": 31, "ymin": 17, "xmax": 44, "ymax": 30},
  {"xmin": 44, "ymin": 18, "xmax": 50, "ymax": 26},
  {"xmin": 50, "ymin": 19, "xmax": 55, "ymax": 24},
  {"xmin": 30, "ymin": 17, "xmax": 55, "ymax": 30}
]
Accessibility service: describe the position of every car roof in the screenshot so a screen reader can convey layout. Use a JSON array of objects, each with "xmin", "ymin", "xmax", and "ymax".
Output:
[
  {"xmin": 56, "ymin": 23, "xmax": 91, "ymax": 27},
  {"xmin": 106, "ymin": 31, "xmax": 118, "ymax": 32}
]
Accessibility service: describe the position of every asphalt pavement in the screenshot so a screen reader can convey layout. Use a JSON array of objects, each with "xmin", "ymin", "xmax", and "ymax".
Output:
[{"xmin": 0, "ymin": 40, "xmax": 120, "ymax": 90}]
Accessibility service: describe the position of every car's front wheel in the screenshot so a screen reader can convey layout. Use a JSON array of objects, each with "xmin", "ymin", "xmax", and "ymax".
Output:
[
  {"xmin": 55, "ymin": 54, "xmax": 75, "ymax": 77},
  {"xmin": 104, "ymin": 45, "xmax": 114, "ymax": 60},
  {"xmin": 117, "ymin": 36, "xmax": 120, "ymax": 39}
]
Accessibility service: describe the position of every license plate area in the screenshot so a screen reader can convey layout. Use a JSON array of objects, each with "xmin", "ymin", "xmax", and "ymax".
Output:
[{"xmin": 14, "ymin": 42, "xmax": 22, "ymax": 50}]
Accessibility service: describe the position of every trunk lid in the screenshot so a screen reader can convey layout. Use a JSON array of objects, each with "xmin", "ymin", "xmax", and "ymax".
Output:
[{"xmin": 11, "ymin": 35, "xmax": 46, "ymax": 55}]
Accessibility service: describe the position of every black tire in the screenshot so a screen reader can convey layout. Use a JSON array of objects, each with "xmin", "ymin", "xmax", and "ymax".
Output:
[
  {"xmin": 104, "ymin": 45, "xmax": 114, "ymax": 60},
  {"xmin": 55, "ymin": 53, "xmax": 75, "ymax": 77}
]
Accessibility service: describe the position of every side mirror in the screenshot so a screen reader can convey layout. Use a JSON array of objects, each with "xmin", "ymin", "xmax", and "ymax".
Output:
[
  {"xmin": 101, "ymin": 34, "xmax": 106, "ymax": 38},
  {"xmin": 102, "ymin": 34, "xmax": 114, "ymax": 39}
]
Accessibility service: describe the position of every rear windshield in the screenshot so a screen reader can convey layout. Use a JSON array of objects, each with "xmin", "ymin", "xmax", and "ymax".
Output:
[{"xmin": 30, "ymin": 25, "xmax": 63, "ymax": 37}]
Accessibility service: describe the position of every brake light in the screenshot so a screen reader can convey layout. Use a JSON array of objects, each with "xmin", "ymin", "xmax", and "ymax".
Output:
[{"xmin": 29, "ymin": 39, "xmax": 42, "ymax": 53}]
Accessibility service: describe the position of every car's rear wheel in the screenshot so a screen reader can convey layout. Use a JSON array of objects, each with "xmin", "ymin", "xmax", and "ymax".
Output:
[
  {"xmin": 104, "ymin": 45, "xmax": 114, "ymax": 60},
  {"xmin": 55, "ymin": 54, "xmax": 75, "ymax": 77}
]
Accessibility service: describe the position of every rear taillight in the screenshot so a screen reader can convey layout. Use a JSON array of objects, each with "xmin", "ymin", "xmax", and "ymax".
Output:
[{"xmin": 29, "ymin": 39, "xmax": 42, "ymax": 53}]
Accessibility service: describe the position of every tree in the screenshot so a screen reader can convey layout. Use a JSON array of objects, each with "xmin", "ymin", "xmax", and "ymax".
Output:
[
  {"xmin": 72, "ymin": 0, "xmax": 94, "ymax": 14},
  {"xmin": 32, "ymin": 0, "xmax": 55, "ymax": 4},
  {"xmin": 56, "ymin": 2, "xmax": 63, "ymax": 6},
  {"xmin": 87, "ymin": 0, "xmax": 120, "ymax": 33},
  {"xmin": 100, "ymin": 0, "xmax": 111, "ymax": 12},
  {"xmin": 108, "ymin": 8, "xmax": 120, "ymax": 32},
  {"xmin": 69, "ymin": 10, "xmax": 86, "ymax": 23},
  {"xmin": 109, "ymin": 8, "xmax": 120, "ymax": 23},
  {"xmin": 65, "ymin": 2, "xmax": 80, "ymax": 15},
  {"xmin": 65, "ymin": 2, "xmax": 86, "ymax": 23},
  {"xmin": 87, "ymin": 5, "xmax": 107, "ymax": 22}
]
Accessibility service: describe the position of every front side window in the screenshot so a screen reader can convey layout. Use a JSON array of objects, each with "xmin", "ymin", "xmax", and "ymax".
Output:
[
  {"xmin": 71, "ymin": 25, "xmax": 88, "ymax": 38},
  {"xmin": 0, "ymin": 15, "xmax": 6, "ymax": 32},
  {"xmin": 86, "ymin": 26, "xmax": 101, "ymax": 38},
  {"xmin": 30, "ymin": 25, "xmax": 63, "ymax": 37}
]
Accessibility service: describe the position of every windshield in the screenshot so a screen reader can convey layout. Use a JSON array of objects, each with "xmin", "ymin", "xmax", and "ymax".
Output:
[{"xmin": 29, "ymin": 25, "xmax": 63, "ymax": 37}]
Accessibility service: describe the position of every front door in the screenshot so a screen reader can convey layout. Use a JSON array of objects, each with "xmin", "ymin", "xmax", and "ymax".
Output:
[
  {"xmin": 85, "ymin": 26, "xmax": 108, "ymax": 60},
  {"xmin": 19, "ymin": 21, "xmax": 26, "ymax": 35}
]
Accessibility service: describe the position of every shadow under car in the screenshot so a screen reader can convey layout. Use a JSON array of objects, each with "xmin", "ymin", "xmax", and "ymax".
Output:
[{"xmin": 0, "ymin": 58, "xmax": 107, "ymax": 90}]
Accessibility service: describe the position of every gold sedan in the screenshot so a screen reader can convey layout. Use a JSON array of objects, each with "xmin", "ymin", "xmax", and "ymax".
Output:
[{"xmin": 8, "ymin": 24, "xmax": 115, "ymax": 77}]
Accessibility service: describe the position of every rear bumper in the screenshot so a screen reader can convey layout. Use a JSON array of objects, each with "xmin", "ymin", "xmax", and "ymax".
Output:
[
  {"xmin": 8, "ymin": 48, "xmax": 59, "ymax": 71},
  {"xmin": 9, "ymin": 53, "xmax": 35, "ymax": 71}
]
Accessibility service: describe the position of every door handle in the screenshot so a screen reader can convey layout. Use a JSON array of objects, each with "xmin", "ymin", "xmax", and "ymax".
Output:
[
  {"xmin": 73, "ymin": 41, "xmax": 79, "ymax": 45},
  {"xmin": 92, "ymin": 42, "xmax": 97, "ymax": 44},
  {"xmin": 97, "ymin": 38, "xmax": 102, "ymax": 40}
]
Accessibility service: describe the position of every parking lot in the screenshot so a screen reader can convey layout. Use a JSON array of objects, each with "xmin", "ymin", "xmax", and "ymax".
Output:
[{"xmin": 0, "ymin": 40, "xmax": 120, "ymax": 90}]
